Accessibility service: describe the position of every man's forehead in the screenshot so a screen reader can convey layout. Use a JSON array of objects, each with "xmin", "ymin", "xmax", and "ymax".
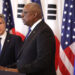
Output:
[
  {"xmin": 23, "ymin": 7, "xmax": 31, "ymax": 13},
  {"xmin": 24, "ymin": 5, "xmax": 31, "ymax": 10},
  {"xmin": 0, "ymin": 18, "xmax": 3, "ymax": 21}
]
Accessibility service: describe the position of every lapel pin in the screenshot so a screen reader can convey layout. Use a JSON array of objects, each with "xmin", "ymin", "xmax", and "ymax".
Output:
[{"xmin": 7, "ymin": 40, "xmax": 10, "ymax": 42}]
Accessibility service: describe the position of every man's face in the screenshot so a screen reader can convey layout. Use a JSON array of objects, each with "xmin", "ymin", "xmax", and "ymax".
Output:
[
  {"xmin": 22, "ymin": 6, "xmax": 35, "ymax": 26},
  {"xmin": 0, "ymin": 18, "xmax": 6, "ymax": 35}
]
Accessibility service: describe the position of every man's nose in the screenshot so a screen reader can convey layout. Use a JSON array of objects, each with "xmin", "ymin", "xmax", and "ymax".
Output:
[{"xmin": 21, "ymin": 13, "xmax": 24, "ymax": 18}]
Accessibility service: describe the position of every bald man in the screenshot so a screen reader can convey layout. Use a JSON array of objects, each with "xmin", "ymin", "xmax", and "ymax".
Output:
[{"xmin": 0, "ymin": 3, "xmax": 56, "ymax": 75}]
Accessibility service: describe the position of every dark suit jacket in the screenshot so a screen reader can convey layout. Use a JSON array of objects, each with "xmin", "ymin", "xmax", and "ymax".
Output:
[
  {"xmin": 0, "ymin": 33, "xmax": 23, "ymax": 67},
  {"xmin": 17, "ymin": 20, "xmax": 56, "ymax": 75}
]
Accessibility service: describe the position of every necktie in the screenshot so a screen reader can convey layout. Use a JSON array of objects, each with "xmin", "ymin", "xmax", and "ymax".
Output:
[
  {"xmin": 26, "ymin": 27, "xmax": 31, "ymax": 39},
  {"xmin": 0, "ymin": 38, "xmax": 2, "ymax": 54}
]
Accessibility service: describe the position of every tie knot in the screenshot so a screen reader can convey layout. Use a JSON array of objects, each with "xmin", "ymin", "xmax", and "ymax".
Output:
[
  {"xmin": 28, "ymin": 27, "xmax": 31, "ymax": 33},
  {"xmin": 26, "ymin": 27, "xmax": 31, "ymax": 39}
]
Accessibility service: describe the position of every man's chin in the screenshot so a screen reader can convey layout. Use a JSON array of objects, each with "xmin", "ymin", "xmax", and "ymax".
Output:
[
  {"xmin": 23, "ymin": 23, "xmax": 26, "ymax": 25},
  {"xmin": 23, "ymin": 22, "xmax": 29, "ymax": 26},
  {"xmin": 24, "ymin": 23, "xmax": 28, "ymax": 26},
  {"xmin": 0, "ymin": 32, "xmax": 4, "ymax": 35}
]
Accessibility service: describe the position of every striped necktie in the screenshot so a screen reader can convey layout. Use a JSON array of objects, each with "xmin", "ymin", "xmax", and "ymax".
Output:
[
  {"xmin": 26, "ymin": 27, "xmax": 31, "ymax": 39},
  {"xmin": 0, "ymin": 38, "xmax": 2, "ymax": 54}
]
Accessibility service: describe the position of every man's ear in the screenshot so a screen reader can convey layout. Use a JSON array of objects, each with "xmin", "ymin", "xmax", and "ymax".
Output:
[{"xmin": 34, "ymin": 12, "xmax": 38, "ymax": 18}]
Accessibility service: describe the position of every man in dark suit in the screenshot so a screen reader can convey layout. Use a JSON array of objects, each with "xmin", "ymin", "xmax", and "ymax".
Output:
[
  {"xmin": 0, "ymin": 14, "xmax": 23, "ymax": 67},
  {"xmin": 0, "ymin": 3, "xmax": 56, "ymax": 75}
]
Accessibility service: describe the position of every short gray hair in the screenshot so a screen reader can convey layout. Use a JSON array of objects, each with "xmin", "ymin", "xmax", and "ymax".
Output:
[
  {"xmin": 0, "ymin": 14, "xmax": 5, "ymax": 19},
  {"xmin": 0, "ymin": 14, "xmax": 5, "ymax": 23},
  {"xmin": 25, "ymin": 3, "xmax": 42, "ymax": 18}
]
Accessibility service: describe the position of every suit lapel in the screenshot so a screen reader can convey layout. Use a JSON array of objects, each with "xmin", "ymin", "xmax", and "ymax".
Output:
[
  {"xmin": 27, "ymin": 20, "xmax": 44, "ymax": 40},
  {"xmin": 0, "ymin": 33, "xmax": 11, "ymax": 59},
  {"xmin": 17, "ymin": 30, "xmax": 36, "ymax": 59},
  {"xmin": 17, "ymin": 20, "xmax": 44, "ymax": 59}
]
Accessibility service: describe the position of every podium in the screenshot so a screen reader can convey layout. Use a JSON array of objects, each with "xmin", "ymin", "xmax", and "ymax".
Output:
[{"xmin": 0, "ymin": 70, "xmax": 26, "ymax": 75}]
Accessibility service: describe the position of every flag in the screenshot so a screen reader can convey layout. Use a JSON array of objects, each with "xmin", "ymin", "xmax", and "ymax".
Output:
[
  {"xmin": 31, "ymin": 0, "xmax": 41, "ymax": 6},
  {"xmin": 10, "ymin": 0, "xmax": 29, "ymax": 41},
  {"xmin": 74, "ymin": 58, "xmax": 75, "ymax": 75},
  {"xmin": 2, "ymin": 0, "xmax": 15, "ymax": 34},
  {"xmin": 40, "ymin": 0, "xmax": 64, "ymax": 73},
  {"xmin": 58, "ymin": 0, "xmax": 75, "ymax": 75}
]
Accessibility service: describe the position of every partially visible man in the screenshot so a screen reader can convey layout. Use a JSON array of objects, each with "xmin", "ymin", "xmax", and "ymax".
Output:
[
  {"xmin": 0, "ymin": 14, "xmax": 23, "ymax": 67},
  {"xmin": 0, "ymin": 3, "xmax": 56, "ymax": 75}
]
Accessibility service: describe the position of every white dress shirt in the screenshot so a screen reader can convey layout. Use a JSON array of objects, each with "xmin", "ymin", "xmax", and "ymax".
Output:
[
  {"xmin": 27, "ymin": 19, "xmax": 42, "ymax": 37},
  {"xmin": 0, "ymin": 31, "xmax": 7, "ymax": 50},
  {"xmin": 31, "ymin": 19, "xmax": 42, "ymax": 31}
]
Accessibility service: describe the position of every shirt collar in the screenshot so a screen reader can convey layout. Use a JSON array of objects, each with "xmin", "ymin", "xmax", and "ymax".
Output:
[
  {"xmin": 31, "ymin": 19, "xmax": 42, "ymax": 31},
  {"xmin": 0, "ymin": 31, "xmax": 7, "ymax": 39}
]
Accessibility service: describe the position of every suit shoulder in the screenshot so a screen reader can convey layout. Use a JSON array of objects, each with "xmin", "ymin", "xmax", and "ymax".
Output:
[
  {"xmin": 7, "ymin": 33, "xmax": 22, "ymax": 40},
  {"xmin": 40, "ymin": 22, "xmax": 54, "ymax": 35}
]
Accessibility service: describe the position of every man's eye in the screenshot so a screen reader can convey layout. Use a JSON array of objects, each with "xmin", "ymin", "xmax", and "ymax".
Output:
[
  {"xmin": 0, "ymin": 23, "xmax": 3, "ymax": 24},
  {"xmin": 24, "ymin": 12, "xmax": 28, "ymax": 14}
]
